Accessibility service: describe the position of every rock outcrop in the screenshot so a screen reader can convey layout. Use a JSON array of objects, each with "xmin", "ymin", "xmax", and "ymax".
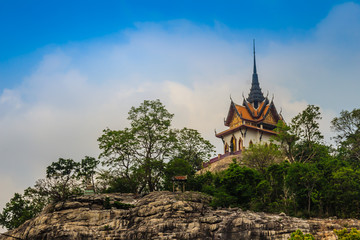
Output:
[{"xmin": 1, "ymin": 191, "xmax": 360, "ymax": 240}]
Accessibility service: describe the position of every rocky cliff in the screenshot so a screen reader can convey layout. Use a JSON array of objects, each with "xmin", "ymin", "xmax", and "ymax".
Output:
[{"xmin": 1, "ymin": 191, "xmax": 359, "ymax": 240}]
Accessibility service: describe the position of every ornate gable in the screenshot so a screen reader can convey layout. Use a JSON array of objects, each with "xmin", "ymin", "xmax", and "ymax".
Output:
[
  {"xmin": 224, "ymin": 102, "xmax": 236, "ymax": 127},
  {"xmin": 264, "ymin": 110, "xmax": 276, "ymax": 125},
  {"xmin": 230, "ymin": 112, "xmax": 242, "ymax": 128}
]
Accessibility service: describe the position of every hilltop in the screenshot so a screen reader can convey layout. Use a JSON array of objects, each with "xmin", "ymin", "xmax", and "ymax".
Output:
[{"xmin": 1, "ymin": 191, "xmax": 360, "ymax": 240}]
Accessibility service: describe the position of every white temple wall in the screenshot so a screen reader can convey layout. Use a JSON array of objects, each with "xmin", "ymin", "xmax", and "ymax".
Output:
[
  {"xmin": 243, "ymin": 129, "xmax": 258, "ymax": 147},
  {"xmin": 222, "ymin": 134, "xmax": 232, "ymax": 151},
  {"xmin": 260, "ymin": 133, "xmax": 274, "ymax": 144},
  {"xmin": 222, "ymin": 129, "xmax": 276, "ymax": 153}
]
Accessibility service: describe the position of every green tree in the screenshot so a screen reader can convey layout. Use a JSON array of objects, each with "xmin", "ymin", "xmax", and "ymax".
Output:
[
  {"xmin": 174, "ymin": 127, "xmax": 215, "ymax": 171},
  {"xmin": 242, "ymin": 143, "xmax": 283, "ymax": 174},
  {"xmin": 265, "ymin": 162, "xmax": 292, "ymax": 212},
  {"xmin": 220, "ymin": 162, "xmax": 262, "ymax": 209},
  {"xmin": 98, "ymin": 99, "xmax": 215, "ymax": 193},
  {"xmin": 331, "ymin": 108, "xmax": 360, "ymax": 166},
  {"xmin": 0, "ymin": 193, "xmax": 33, "ymax": 230},
  {"xmin": 98, "ymin": 99, "xmax": 176, "ymax": 192},
  {"xmin": 331, "ymin": 167, "xmax": 360, "ymax": 218},
  {"xmin": 23, "ymin": 186, "xmax": 49, "ymax": 215},
  {"xmin": 291, "ymin": 105, "xmax": 323, "ymax": 144},
  {"xmin": 286, "ymin": 163, "xmax": 320, "ymax": 216},
  {"xmin": 274, "ymin": 105, "xmax": 323, "ymax": 163},
  {"xmin": 44, "ymin": 158, "xmax": 81, "ymax": 201},
  {"xmin": 77, "ymin": 156, "xmax": 100, "ymax": 191},
  {"xmin": 0, "ymin": 188, "xmax": 47, "ymax": 230},
  {"xmin": 273, "ymin": 120, "xmax": 299, "ymax": 163},
  {"xmin": 94, "ymin": 169, "xmax": 138, "ymax": 194},
  {"xmin": 98, "ymin": 128, "xmax": 136, "ymax": 182}
]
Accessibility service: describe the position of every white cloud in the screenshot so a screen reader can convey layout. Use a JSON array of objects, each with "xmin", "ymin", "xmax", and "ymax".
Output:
[{"xmin": 1, "ymin": 3, "xmax": 360, "ymax": 228}]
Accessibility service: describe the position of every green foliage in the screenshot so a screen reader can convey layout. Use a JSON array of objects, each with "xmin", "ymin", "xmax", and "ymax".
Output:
[
  {"xmin": 98, "ymin": 128, "xmax": 139, "ymax": 181},
  {"xmin": 274, "ymin": 105, "xmax": 323, "ymax": 163},
  {"xmin": 288, "ymin": 229, "xmax": 315, "ymax": 240},
  {"xmin": 0, "ymin": 193, "xmax": 38, "ymax": 230},
  {"xmin": 6, "ymin": 102, "xmax": 360, "ymax": 231},
  {"xmin": 102, "ymin": 197, "xmax": 134, "ymax": 210},
  {"xmin": 112, "ymin": 201, "xmax": 134, "ymax": 210},
  {"xmin": 334, "ymin": 228, "xmax": 360, "ymax": 240},
  {"xmin": 331, "ymin": 167, "xmax": 360, "ymax": 218},
  {"xmin": 46, "ymin": 158, "xmax": 79, "ymax": 179},
  {"xmin": 210, "ymin": 190, "xmax": 237, "ymax": 208},
  {"xmin": 220, "ymin": 162, "xmax": 261, "ymax": 209},
  {"xmin": 194, "ymin": 147, "xmax": 360, "ymax": 219},
  {"xmin": 331, "ymin": 108, "xmax": 360, "ymax": 166},
  {"xmin": 174, "ymin": 128, "xmax": 215, "ymax": 171},
  {"xmin": 286, "ymin": 163, "xmax": 320, "ymax": 217},
  {"xmin": 242, "ymin": 143, "xmax": 283, "ymax": 174},
  {"xmin": 291, "ymin": 105, "xmax": 323, "ymax": 144},
  {"xmin": 163, "ymin": 158, "xmax": 194, "ymax": 191},
  {"xmin": 104, "ymin": 176, "xmax": 139, "ymax": 193},
  {"xmin": 77, "ymin": 156, "xmax": 100, "ymax": 189},
  {"xmin": 273, "ymin": 120, "xmax": 298, "ymax": 163},
  {"xmin": 98, "ymin": 99, "xmax": 215, "ymax": 193},
  {"xmin": 0, "ymin": 185, "xmax": 49, "ymax": 230},
  {"xmin": 98, "ymin": 99, "xmax": 176, "ymax": 192},
  {"xmin": 45, "ymin": 158, "xmax": 81, "ymax": 202},
  {"xmin": 187, "ymin": 171, "xmax": 215, "ymax": 192}
]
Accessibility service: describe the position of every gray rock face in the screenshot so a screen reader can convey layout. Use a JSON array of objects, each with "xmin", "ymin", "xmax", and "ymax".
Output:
[{"xmin": 1, "ymin": 191, "xmax": 360, "ymax": 240}]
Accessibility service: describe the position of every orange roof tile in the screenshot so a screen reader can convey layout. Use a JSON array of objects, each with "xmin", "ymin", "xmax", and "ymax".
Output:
[
  {"xmin": 235, "ymin": 105, "xmax": 253, "ymax": 120},
  {"xmin": 234, "ymin": 103, "xmax": 271, "ymax": 122}
]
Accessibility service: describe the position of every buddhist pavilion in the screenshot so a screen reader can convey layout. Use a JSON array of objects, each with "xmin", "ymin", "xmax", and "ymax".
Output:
[{"xmin": 215, "ymin": 42, "xmax": 283, "ymax": 155}]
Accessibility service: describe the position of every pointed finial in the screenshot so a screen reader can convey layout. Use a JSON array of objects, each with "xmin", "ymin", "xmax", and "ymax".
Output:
[
  {"xmin": 253, "ymin": 39, "xmax": 255, "ymax": 54},
  {"xmin": 247, "ymin": 39, "xmax": 265, "ymax": 105},
  {"xmin": 253, "ymin": 39, "xmax": 257, "ymax": 74}
]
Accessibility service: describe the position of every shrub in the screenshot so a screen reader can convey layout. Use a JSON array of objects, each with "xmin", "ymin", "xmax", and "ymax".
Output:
[
  {"xmin": 334, "ymin": 228, "xmax": 360, "ymax": 240},
  {"xmin": 288, "ymin": 229, "xmax": 314, "ymax": 240}
]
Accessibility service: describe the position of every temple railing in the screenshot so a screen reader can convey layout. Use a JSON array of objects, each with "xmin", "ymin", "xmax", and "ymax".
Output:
[{"xmin": 203, "ymin": 150, "xmax": 242, "ymax": 168}]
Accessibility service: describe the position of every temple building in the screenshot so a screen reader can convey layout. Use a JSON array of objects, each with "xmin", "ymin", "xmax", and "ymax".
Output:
[{"xmin": 215, "ymin": 43, "xmax": 284, "ymax": 156}]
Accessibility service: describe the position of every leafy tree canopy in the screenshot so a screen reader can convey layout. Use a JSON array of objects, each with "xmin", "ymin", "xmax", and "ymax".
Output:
[
  {"xmin": 274, "ymin": 105, "xmax": 323, "ymax": 163},
  {"xmin": 0, "ymin": 189, "xmax": 47, "ymax": 230},
  {"xmin": 242, "ymin": 143, "xmax": 283, "ymax": 174},
  {"xmin": 331, "ymin": 108, "xmax": 360, "ymax": 166},
  {"xmin": 98, "ymin": 99, "xmax": 215, "ymax": 193}
]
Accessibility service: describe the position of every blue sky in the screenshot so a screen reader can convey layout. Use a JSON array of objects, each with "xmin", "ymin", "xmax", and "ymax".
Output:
[
  {"xmin": 0, "ymin": 0, "xmax": 355, "ymax": 89},
  {"xmin": 1, "ymin": 0, "xmax": 360, "ymax": 227}
]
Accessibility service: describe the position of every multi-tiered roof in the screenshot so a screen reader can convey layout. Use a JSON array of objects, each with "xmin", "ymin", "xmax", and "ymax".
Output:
[{"xmin": 216, "ymin": 41, "xmax": 283, "ymax": 139}]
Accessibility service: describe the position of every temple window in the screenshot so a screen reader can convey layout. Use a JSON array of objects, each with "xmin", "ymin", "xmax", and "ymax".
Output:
[
  {"xmin": 224, "ymin": 143, "xmax": 229, "ymax": 153},
  {"xmin": 239, "ymin": 138, "xmax": 243, "ymax": 150},
  {"xmin": 230, "ymin": 136, "xmax": 236, "ymax": 152}
]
